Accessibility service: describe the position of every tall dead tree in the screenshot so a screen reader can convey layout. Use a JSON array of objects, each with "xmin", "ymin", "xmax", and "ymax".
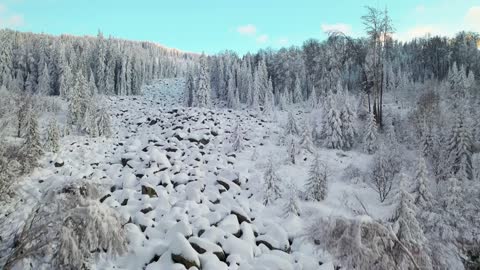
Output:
[{"xmin": 361, "ymin": 6, "xmax": 394, "ymax": 128}]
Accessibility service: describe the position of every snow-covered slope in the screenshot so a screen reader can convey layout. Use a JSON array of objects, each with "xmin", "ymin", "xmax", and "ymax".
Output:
[{"xmin": 2, "ymin": 78, "xmax": 390, "ymax": 270}]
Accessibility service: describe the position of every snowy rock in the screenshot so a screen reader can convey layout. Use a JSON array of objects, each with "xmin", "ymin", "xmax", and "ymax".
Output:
[{"xmin": 170, "ymin": 233, "xmax": 201, "ymax": 269}]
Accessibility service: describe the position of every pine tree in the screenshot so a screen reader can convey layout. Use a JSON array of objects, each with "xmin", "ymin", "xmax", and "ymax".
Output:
[
  {"xmin": 263, "ymin": 159, "xmax": 282, "ymax": 205},
  {"xmin": 193, "ymin": 54, "xmax": 211, "ymax": 108},
  {"xmin": 283, "ymin": 182, "xmax": 300, "ymax": 218},
  {"xmin": 59, "ymin": 64, "xmax": 73, "ymax": 98},
  {"xmin": 299, "ymin": 122, "xmax": 315, "ymax": 154},
  {"xmin": 263, "ymin": 78, "xmax": 274, "ymax": 114},
  {"xmin": 447, "ymin": 111, "xmax": 473, "ymax": 181},
  {"xmin": 324, "ymin": 92, "xmax": 343, "ymax": 149},
  {"xmin": 37, "ymin": 63, "xmax": 51, "ymax": 95},
  {"xmin": 393, "ymin": 177, "xmax": 433, "ymax": 270},
  {"xmin": 231, "ymin": 123, "xmax": 244, "ymax": 152},
  {"xmin": 185, "ymin": 71, "xmax": 195, "ymax": 107},
  {"xmin": 82, "ymin": 101, "xmax": 98, "ymax": 136},
  {"xmin": 363, "ymin": 111, "xmax": 378, "ymax": 154},
  {"xmin": 45, "ymin": 118, "xmax": 60, "ymax": 153},
  {"xmin": 68, "ymin": 71, "xmax": 89, "ymax": 126},
  {"xmin": 340, "ymin": 99, "xmax": 356, "ymax": 150},
  {"xmin": 293, "ymin": 76, "xmax": 303, "ymax": 103},
  {"xmin": 287, "ymin": 136, "xmax": 297, "ymax": 164},
  {"xmin": 412, "ymin": 156, "xmax": 433, "ymax": 209},
  {"xmin": 97, "ymin": 107, "xmax": 112, "ymax": 137},
  {"xmin": 305, "ymin": 154, "xmax": 328, "ymax": 201},
  {"xmin": 308, "ymin": 86, "xmax": 318, "ymax": 109},
  {"xmin": 88, "ymin": 69, "xmax": 98, "ymax": 96},
  {"xmin": 285, "ymin": 111, "xmax": 299, "ymax": 137},
  {"xmin": 226, "ymin": 72, "xmax": 239, "ymax": 109},
  {"xmin": 22, "ymin": 112, "xmax": 43, "ymax": 172}
]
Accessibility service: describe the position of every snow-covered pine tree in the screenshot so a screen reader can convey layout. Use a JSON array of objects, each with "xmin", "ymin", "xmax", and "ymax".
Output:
[
  {"xmin": 45, "ymin": 118, "xmax": 60, "ymax": 153},
  {"xmin": 59, "ymin": 63, "xmax": 73, "ymax": 98},
  {"xmin": 308, "ymin": 85, "xmax": 318, "ymax": 109},
  {"xmin": 231, "ymin": 123, "xmax": 244, "ymax": 152},
  {"xmin": 185, "ymin": 71, "xmax": 195, "ymax": 107},
  {"xmin": 363, "ymin": 110, "xmax": 378, "ymax": 154},
  {"xmin": 299, "ymin": 122, "xmax": 315, "ymax": 154},
  {"xmin": 97, "ymin": 106, "xmax": 112, "ymax": 137},
  {"xmin": 263, "ymin": 78, "xmax": 274, "ymax": 114},
  {"xmin": 88, "ymin": 69, "xmax": 98, "ymax": 96},
  {"xmin": 323, "ymin": 92, "xmax": 343, "ymax": 149},
  {"xmin": 68, "ymin": 71, "xmax": 89, "ymax": 126},
  {"xmin": 22, "ymin": 112, "xmax": 43, "ymax": 172},
  {"xmin": 193, "ymin": 54, "xmax": 211, "ymax": 108},
  {"xmin": 412, "ymin": 156, "xmax": 434, "ymax": 209},
  {"xmin": 81, "ymin": 101, "xmax": 98, "ymax": 137},
  {"xmin": 37, "ymin": 63, "xmax": 51, "ymax": 96},
  {"xmin": 287, "ymin": 136, "xmax": 297, "ymax": 164},
  {"xmin": 263, "ymin": 159, "xmax": 282, "ymax": 205},
  {"xmin": 393, "ymin": 175, "xmax": 433, "ymax": 270},
  {"xmin": 447, "ymin": 111, "xmax": 473, "ymax": 181},
  {"xmin": 285, "ymin": 111, "xmax": 299, "ymax": 137},
  {"xmin": 283, "ymin": 181, "xmax": 300, "ymax": 218},
  {"xmin": 226, "ymin": 71, "xmax": 239, "ymax": 109},
  {"xmin": 250, "ymin": 70, "xmax": 260, "ymax": 110},
  {"xmin": 293, "ymin": 76, "xmax": 303, "ymax": 104},
  {"xmin": 340, "ymin": 98, "xmax": 356, "ymax": 150},
  {"xmin": 305, "ymin": 154, "xmax": 328, "ymax": 201}
]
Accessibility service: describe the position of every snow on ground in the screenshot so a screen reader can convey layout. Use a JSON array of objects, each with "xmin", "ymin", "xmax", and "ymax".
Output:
[{"xmin": 2, "ymin": 78, "xmax": 393, "ymax": 269}]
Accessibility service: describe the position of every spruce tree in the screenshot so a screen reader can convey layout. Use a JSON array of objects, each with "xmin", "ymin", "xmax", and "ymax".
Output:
[
  {"xmin": 263, "ymin": 78, "xmax": 274, "ymax": 114},
  {"xmin": 287, "ymin": 136, "xmax": 297, "ymax": 164},
  {"xmin": 283, "ymin": 182, "xmax": 300, "ymax": 218},
  {"xmin": 293, "ymin": 76, "xmax": 303, "ymax": 103},
  {"xmin": 394, "ymin": 177, "xmax": 433, "ymax": 270},
  {"xmin": 299, "ymin": 122, "xmax": 315, "ymax": 154},
  {"xmin": 308, "ymin": 86, "xmax": 318, "ymax": 109},
  {"xmin": 22, "ymin": 112, "xmax": 43, "ymax": 172},
  {"xmin": 363, "ymin": 111, "xmax": 378, "ymax": 154},
  {"xmin": 447, "ymin": 111, "xmax": 473, "ymax": 181},
  {"xmin": 194, "ymin": 54, "xmax": 211, "ymax": 108},
  {"xmin": 340, "ymin": 99, "xmax": 356, "ymax": 150},
  {"xmin": 37, "ymin": 63, "xmax": 51, "ymax": 95},
  {"xmin": 305, "ymin": 154, "xmax": 328, "ymax": 201},
  {"xmin": 231, "ymin": 123, "xmax": 244, "ymax": 152},
  {"xmin": 412, "ymin": 156, "xmax": 433, "ymax": 209},
  {"xmin": 45, "ymin": 118, "xmax": 60, "ymax": 153},
  {"xmin": 285, "ymin": 111, "xmax": 299, "ymax": 137},
  {"xmin": 263, "ymin": 159, "xmax": 282, "ymax": 205},
  {"xmin": 97, "ymin": 107, "xmax": 112, "ymax": 137},
  {"xmin": 324, "ymin": 92, "xmax": 343, "ymax": 149}
]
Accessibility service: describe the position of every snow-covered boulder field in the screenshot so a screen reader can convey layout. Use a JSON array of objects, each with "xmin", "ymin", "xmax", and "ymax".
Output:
[{"xmin": 3, "ymin": 78, "xmax": 378, "ymax": 270}]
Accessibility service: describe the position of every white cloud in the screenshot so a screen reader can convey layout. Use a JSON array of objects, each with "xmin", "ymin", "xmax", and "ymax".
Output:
[
  {"xmin": 237, "ymin": 24, "xmax": 257, "ymax": 36},
  {"xmin": 395, "ymin": 25, "xmax": 449, "ymax": 41},
  {"xmin": 465, "ymin": 6, "xmax": 480, "ymax": 32},
  {"xmin": 321, "ymin": 23, "xmax": 352, "ymax": 35},
  {"xmin": 256, "ymin": 34, "xmax": 268, "ymax": 44},
  {"xmin": 0, "ymin": 14, "xmax": 24, "ymax": 28}
]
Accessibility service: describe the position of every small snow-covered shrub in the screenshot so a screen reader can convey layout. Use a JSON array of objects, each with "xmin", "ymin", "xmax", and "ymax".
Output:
[{"xmin": 4, "ymin": 182, "xmax": 126, "ymax": 270}]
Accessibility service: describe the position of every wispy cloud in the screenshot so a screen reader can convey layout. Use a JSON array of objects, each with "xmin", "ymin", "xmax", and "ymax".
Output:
[
  {"xmin": 237, "ymin": 24, "xmax": 257, "ymax": 36},
  {"xmin": 0, "ymin": 3, "xmax": 25, "ymax": 29},
  {"xmin": 276, "ymin": 37, "xmax": 289, "ymax": 46},
  {"xmin": 465, "ymin": 6, "xmax": 480, "ymax": 32},
  {"xmin": 256, "ymin": 34, "xmax": 268, "ymax": 44},
  {"xmin": 321, "ymin": 23, "xmax": 352, "ymax": 35}
]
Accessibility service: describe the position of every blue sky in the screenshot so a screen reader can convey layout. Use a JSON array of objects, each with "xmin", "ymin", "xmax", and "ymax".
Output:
[{"xmin": 0, "ymin": 0, "xmax": 479, "ymax": 55}]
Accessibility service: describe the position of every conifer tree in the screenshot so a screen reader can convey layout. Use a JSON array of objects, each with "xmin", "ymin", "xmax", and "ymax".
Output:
[
  {"xmin": 193, "ymin": 54, "xmax": 211, "ymax": 108},
  {"xmin": 363, "ymin": 110, "xmax": 378, "ymax": 154},
  {"xmin": 263, "ymin": 78, "xmax": 274, "ymax": 114},
  {"xmin": 393, "ymin": 176, "xmax": 433, "ymax": 270},
  {"xmin": 88, "ymin": 69, "xmax": 98, "ymax": 96},
  {"xmin": 263, "ymin": 159, "xmax": 282, "ymax": 205},
  {"xmin": 293, "ymin": 76, "xmax": 303, "ymax": 103},
  {"xmin": 299, "ymin": 122, "xmax": 315, "ymax": 154},
  {"xmin": 324, "ymin": 92, "xmax": 343, "ymax": 149},
  {"xmin": 412, "ymin": 156, "xmax": 433, "ymax": 209},
  {"xmin": 22, "ymin": 112, "xmax": 43, "ymax": 172},
  {"xmin": 283, "ymin": 182, "xmax": 300, "ymax": 218},
  {"xmin": 447, "ymin": 111, "xmax": 473, "ymax": 181},
  {"xmin": 287, "ymin": 136, "xmax": 297, "ymax": 164},
  {"xmin": 185, "ymin": 71, "xmax": 195, "ymax": 107},
  {"xmin": 45, "ymin": 118, "xmax": 60, "ymax": 153},
  {"xmin": 308, "ymin": 86, "xmax": 318, "ymax": 109},
  {"xmin": 231, "ymin": 123, "xmax": 244, "ymax": 152},
  {"xmin": 340, "ymin": 99, "xmax": 356, "ymax": 150},
  {"xmin": 97, "ymin": 107, "xmax": 112, "ymax": 137},
  {"xmin": 305, "ymin": 154, "xmax": 328, "ymax": 201},
  {"xmin": 37, "ymin": 63, "xmax": 51, "ymax": 95},
  {"xmin": 285, "ymin": 111, "xmax": 299, "ymax": 137}
]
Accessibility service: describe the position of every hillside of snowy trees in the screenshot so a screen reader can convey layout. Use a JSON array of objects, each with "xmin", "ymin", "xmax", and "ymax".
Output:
[{"xmin": 1, "ymin": 6, "xmax": 480, "ymax": 270}]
